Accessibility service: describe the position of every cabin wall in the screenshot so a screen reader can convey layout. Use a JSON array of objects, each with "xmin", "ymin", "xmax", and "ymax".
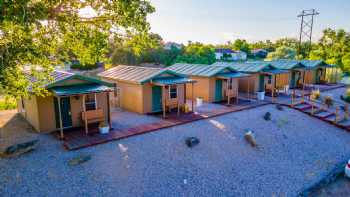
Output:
[
  {"xmin": 163, "ymin": 84, "xmax": 185, "ymax": 107},
  {"xmin": 223, "ymin": 78, "xmax": 239, "ymax": 98},
  {"xmin": 37, "ymin": 96, "xmax": 56, "ymax": 132},
  {"xmin": 275, "ymin": 73, "xmax": 290, "ymax": 88},
  {"xmin": 304, "ymin": 70, "xmax": 315, "ymax": 84},
  {"xmin": 185, "ymin": 76, "xmax": 214, "ymax": 102},
  {"xmin": 238, "ymin": 74, "xmax": 259, "ymax": 93},
  {"xmin": 116, "ymin": 81, "xmax": 144, "ymax": 114},
  {"xmin": 19, "ymin": 96, "xmax": 40, "ymax": 132}
]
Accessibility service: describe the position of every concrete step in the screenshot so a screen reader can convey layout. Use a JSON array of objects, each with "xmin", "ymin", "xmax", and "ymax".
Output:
[{"xmin": 314, "ymin": 111, "xmax": 334, "ymax": 119}]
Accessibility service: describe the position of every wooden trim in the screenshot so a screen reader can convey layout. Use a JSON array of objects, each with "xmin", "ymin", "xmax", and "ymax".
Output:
[
  {"xmin": 83, "ymin": 94, "xmax": 88, "ymax": 134},
  {"xmin": 191, "ymin": 83, "xmax": 194, "ymax": 112},
  {"xmin": 162, "ymin": 86, "xmax": 166, "ymax": 118},
  {"xmin": 107, "ymin": 93, "xmax": 112, "ymax": 128},
  {"xmin": 57, "ymin": 97, "xmax": 64, "ymax": 139}
]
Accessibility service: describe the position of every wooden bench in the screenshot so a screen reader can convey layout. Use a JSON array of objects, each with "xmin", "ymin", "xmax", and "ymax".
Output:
[{"xmin": 82, "ymin": 109, "xmax": 105, "ymax": 134}]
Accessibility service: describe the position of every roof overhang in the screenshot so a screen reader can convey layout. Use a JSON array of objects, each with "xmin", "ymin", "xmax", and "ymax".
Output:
[
  {"xmin": 151, "ymin": 77, "xmax": 196, "ymax": 86},
  {"xmin": 50, "ymin": 83, "xmax": 113, "ymax": 97},
  {"xmin": 216, "ymin": 72, "xmax": 251, "ymax": 79}
]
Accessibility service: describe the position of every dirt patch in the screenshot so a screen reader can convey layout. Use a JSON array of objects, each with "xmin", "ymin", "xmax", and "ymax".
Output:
[{"xmin": 0, "ymin": 110, "xmax": 38, "ymax": 152}]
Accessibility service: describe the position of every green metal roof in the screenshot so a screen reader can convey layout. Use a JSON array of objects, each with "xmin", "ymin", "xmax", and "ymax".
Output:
[
  {"xmin": 152, "ymin": 77, "xmax": 195, "ymax": 85},
  {"xmin": 299, "ymin": 60, "xmax": 333, "ymax": 68},
  {"xmin": 213, "ymin": 62, "xmax": 278, "ymax": 73},
  {"xmin": 168, "ymin": 63, "xmax": 238, "ymax": 77},
  {"xmin": 98, "ymin": 65, "xmax": 186, "ymax": 84},
  {"xmin": 216, "ymin": 72, "xmax": 250, "ymax": 78},
  {"xmin": 265, "ymin": 60, "xmax": 305, "ymax": 70},
  {"xmin": 50, "ymin": 83, "xmax": 113, "ymax": 96}
]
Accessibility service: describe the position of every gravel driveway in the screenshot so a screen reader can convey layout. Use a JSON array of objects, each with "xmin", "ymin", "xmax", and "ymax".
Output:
[{"xmin": 1, "ymin": 104, "xmax": 350, "ymax": 197}]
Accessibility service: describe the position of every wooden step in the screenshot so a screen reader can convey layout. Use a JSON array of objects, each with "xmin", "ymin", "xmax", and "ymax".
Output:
[
  {"xmin": 314, "ymin": 111, "xmax": 334, "ymax": 119},
  {"xmin": 338, "ymin": 119, "xmax": 350, "ymax": 127}
]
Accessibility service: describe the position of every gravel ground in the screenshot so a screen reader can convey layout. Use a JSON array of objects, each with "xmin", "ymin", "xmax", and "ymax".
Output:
[
  {"xmin": 1, "ymin": 104, "xmax": 350, "ymax": 197},
  {"xmin": 110, "ymin": 108, "xmax": 161, "ymax": 130}
]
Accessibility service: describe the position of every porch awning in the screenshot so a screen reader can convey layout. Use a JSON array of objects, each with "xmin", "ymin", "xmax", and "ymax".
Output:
[
  {"xmin": 151, "ymin": 77, "xmax": 195, "ymax": 85},
  {"xmin": 50, "ymin": 83, "xmax": 113, "ymax": 96},
  {"xmin": 216, "ymin": 72, "xmax": 250, "ymax": 79}
]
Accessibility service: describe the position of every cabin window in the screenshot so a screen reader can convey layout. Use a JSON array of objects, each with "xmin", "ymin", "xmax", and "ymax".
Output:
[
  {"xmin": 85, "ymin": 94, "xmax": 96, "ymax": 110},
  {"xmin": 228, "ymin": 78, "xmax": 233, "ymax": 90},
  {"xmin": 169, "ymin": 85, "xmax": 177, "ymax": 99},
  {"xmin": 267, "ymin": 75, "xmax": 272, "ymax": 84}
]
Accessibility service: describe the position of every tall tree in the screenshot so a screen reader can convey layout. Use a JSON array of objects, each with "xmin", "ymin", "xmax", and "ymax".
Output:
[
  {"xmin": 265, "ymin": 46, "xmax": 297, "ymax": 60},
  {"xmin": 175, "ymin": 42, "xmax": 215, "ymax": 64},
  {"xmin": 0, "ymin": 0, "xmax": 155, "ymax": 98},
  {"xmin": 309, "ymin": 28, "xmax": 350, "ymax": 71}
]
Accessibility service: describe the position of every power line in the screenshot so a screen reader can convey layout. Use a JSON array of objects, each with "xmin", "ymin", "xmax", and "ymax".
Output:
[{"xmin": 298, "ymin": 9, "xmax": 319, "ymax": 57}]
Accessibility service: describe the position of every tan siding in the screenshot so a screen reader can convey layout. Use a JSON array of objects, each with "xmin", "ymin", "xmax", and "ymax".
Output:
[
  {"xmin": 185, "ymin": 77, "xmax": 212, "ymax": 102},
  {"xmin": 239, "ymin": 74, "xmax": 258, "ymax": 93},
  {"xmin": 96, "ymin": 92, "xmax": 109, "ymax": 123},
  {"xmin": 37, "ymin": 96, "xmax": 56, "ymax": 132},
  {"xmin": 304, "ymin": 70, "xmax": 315, "ymax": 84},
  {"xmin": 70, "ymin": 95, "xmax": 83, "ymax": 127},
  {"xmin": 118, "ymin": 81, "xmax": 144, "ymax": 113},
  {"xmin": 22, "ymin": 96, "xmax": 40, "ymax": 131}
]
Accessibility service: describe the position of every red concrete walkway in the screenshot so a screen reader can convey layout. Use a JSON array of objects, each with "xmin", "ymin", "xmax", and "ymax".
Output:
[{"xmin": 60, "ymin": 101, "xmax": 269, "ymax": 150}]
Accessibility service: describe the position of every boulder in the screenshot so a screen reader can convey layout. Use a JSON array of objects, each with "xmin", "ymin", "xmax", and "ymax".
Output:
[
  {"xmin": 1, "ymin": 139, "xmax": 39, "ymax": 158},
  {"xmin": 264, "ymin": 112, "xmax": 271, "ymax": 121},
  {"xmin": 185, "ymin": 137, "xmax": 200, "ymax": 148},
  {"xmin": 68, "ymin": 154, "xmax": 92, "ymax": 166}
]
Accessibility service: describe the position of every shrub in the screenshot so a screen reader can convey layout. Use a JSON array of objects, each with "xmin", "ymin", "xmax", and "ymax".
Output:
[
  {"xmin": 71, "ymin": 63, "xmax": 98, "ymax": 70},
  {"xmin": 324, "ymin": 95, "xmax": 333, "ymax": 108},
  {"xmin": 346, "ymin": 88, "xmax": 350, "ymax": 98},
  {"xmin": 0, "ymin": 97, "xmax": 17, "ymax": 110},
  {"xmin": 310, "ymin": 89, "xmax": 320, "ymax": 100}
]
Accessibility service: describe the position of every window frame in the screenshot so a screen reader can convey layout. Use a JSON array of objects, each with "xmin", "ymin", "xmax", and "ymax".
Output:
[
  {"xmin": 169, "ymin": 85, "xmax": 178, "ymax": 99},
  {"xmin": 85, "ymin": 94, "xmax": 97, "ymax": 111}
]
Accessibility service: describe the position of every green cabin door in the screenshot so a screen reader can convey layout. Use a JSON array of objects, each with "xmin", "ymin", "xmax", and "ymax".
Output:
[
  {"xmin": 290, "ymin": 71, "xmax": 296, "ymax": 88},
  {"xmin": 54, "ymin": 97, "xmax": 72, "ymax": 128},
  {"xmin": 152, "ymin": 86, "xmax": 163, "ymax": 112},
  {"xmin": 215, "ymin": 79, "xmax": 223, "ymax": 102},
  {"xmin": 258, "ymin": 74, "xmax": 265, "ymax": 92}
]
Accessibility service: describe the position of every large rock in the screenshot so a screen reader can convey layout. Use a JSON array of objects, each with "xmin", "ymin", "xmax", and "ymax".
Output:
[
  {"xmin": 68, "ymin": 154, "xmax": 92, "ymax": 166},
  {"xmin": 0, "ymin": 139, "xmax": 39, "ymax": 158},
  {"xmin": 185, "ymin": 137, "xmax": 200, "ymax": 148}
]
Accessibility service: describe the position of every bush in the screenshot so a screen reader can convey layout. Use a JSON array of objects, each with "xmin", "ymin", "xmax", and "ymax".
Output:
[
  {"xmin": 310, "ymin": 89, "xmax": 321, "ymax": 100},
  {"xmin": 70, "ymin": 63, "xmax": 98, "ymax": 70},
  {"xmin": 0, "ymin": 97, "xmax": 17, "ymax": 110},
  {"xmin": 324, "ymin": 95, "xmax": 333, "ymax": 108}
]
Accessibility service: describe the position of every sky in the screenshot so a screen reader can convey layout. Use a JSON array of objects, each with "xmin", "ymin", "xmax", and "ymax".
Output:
[{"xmin": 148, "ymin": 0, "xmax": 350, "ymax": 44}]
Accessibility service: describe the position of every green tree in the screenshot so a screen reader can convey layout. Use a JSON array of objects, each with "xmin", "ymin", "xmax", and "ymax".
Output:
[
  {"xmin": 309, "ymin": 28, "xmax": 350, "ymax": 71},
  {"xmin": 0, "ymin": 0, "xmax": 155, "ymax": 98},
  {"xmin": 265, "ymin": 46, "xmax": 297, "ymax": 60},
  {"xmin": 232, "ymin": 39, "xmax": 250, "ymax": 54},
  {"xmin": 175, "ymin": 42, "xmax": 215, "ymax": 64}
]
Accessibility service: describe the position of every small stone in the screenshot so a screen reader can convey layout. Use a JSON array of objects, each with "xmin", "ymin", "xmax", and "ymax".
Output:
[
  {"xmin": 264, "ymin": 112, "xmax": 271, "ymax": 121},
  {"xmin": 276, "ymin": 104, "xmax": 284, "ymax": 111},
  {"xmin": 185, "ymin": 137, "xmax": 200, "ymax": 148},
  {"xmin": 68, "ymin": 154, "xmax": 91, "ymax": 166},
  {"xmin": 244, "ymin": 130, "xmax": 257, "ymax": 147}
]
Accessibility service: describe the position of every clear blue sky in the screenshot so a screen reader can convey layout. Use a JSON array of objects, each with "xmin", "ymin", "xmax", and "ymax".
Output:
[{"xmin": 148, "ymin": 0, "xmax": 350, "ymax": 44}]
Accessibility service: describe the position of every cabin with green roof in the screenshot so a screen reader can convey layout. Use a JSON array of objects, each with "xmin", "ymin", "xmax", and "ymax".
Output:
[
  {"xmin": 213, "ymin": 62, "xmax": 289, "ymax": 96},
  {"xmin": 168, "ymin": 63, "xmax": 250, "ymax": 103},
  {"xmin": 18, "ymin": 70, "xmax": 114, "ymax": 139},
  {"xmin": 99, "ymin": 65, "xmax": 195, "ymax": 117}
]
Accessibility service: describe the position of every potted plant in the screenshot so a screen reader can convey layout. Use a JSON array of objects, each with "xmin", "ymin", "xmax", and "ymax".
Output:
[
  {"xmin": 323, "ymin": 95, "xmax": 333, "ymax": 108},
  {"xmin": 310, "ymin": 89, "xmax": 320, "ymax": 100},
  {"xmin": 99, "ymin": 122, "xmax": 110, "ymax": 134}
]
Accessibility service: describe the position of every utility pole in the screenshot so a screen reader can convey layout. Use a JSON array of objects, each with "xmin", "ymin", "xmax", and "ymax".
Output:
[{"xmin": 297, "ymin": 9, "xmax": 319, "ymax": 57}]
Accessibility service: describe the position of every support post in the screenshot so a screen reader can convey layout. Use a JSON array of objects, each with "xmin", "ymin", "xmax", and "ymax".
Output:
[
  {"xmin": 302, "ymin": 70, "xmax": 306, "ymax": 102},
  {"xmin": 272, "ymin": 74, "xmax": 275, "ymax": 103},
  {"xmin": 335, "ymin": 106, "xmax": 340, "ymax": 123},
  {"xmin": 311, "ymin": 100, "xmax": 315, "ymax": 115},
  {"xmin": 345, "ymin": 104, "xmax": 349, "ymax": 120},
  {"xmin": 247, "ymin": 76, "xmax": 250, "ymax": 100},
  {"xmin": 191, "ymin": 82, "xmax": 194, "ymax": 112},
  {"xmin": 177, "ymin": 85, "xmax": 180, "ymax": 116},
  {"xmin": 83, "ymin": 94, "xmax": 88, "ymax": 134},
  {"xmin": 162, "ymin": 86, "xmax": 166, "ymax": 118},
  {"xmin": 57, "ymin": 97, "xmax": 64, "ymax": 140},
  {"xmin": 107, "ymin": 92, "xmax": 112, "ymax": 128},
  {"xmin": 227, "ymin": 79, "xmax": 230, "ymax": 105}
]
